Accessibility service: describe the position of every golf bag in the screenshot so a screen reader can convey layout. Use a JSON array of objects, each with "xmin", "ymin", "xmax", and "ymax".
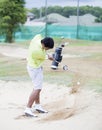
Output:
[{"xmin": 51, "ymin": 44, "xmax": 65, "ymax": 70}]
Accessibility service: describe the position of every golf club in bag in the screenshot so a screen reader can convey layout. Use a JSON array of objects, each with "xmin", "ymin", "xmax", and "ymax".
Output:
[{"xmin": 51, "ymin": 42, "xmax": 68, "ymax": 70}]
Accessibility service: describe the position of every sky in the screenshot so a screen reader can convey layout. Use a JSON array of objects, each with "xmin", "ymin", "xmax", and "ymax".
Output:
[{"xmin": 25, "ymin": 0, "xmax": 102, "ymax": 8}]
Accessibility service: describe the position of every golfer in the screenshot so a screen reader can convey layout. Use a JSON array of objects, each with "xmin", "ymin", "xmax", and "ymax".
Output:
[{"xmin": 24, "ymin": 34, "xmax": 54, "ymax": 117}]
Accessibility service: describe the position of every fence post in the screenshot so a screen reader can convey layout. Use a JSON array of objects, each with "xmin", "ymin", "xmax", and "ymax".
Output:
[
  {"xmin": 45, "ymin": 0, "xmax": 47, "ymax": 37},
  {"xmin": 76, "ymin": 0, "xmax": 80, "ymax": 39}
]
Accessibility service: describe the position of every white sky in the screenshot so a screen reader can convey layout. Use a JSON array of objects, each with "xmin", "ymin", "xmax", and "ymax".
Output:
[{"xmin": 25, "ymin": 0, "xmax": 102, "ymax": 8}]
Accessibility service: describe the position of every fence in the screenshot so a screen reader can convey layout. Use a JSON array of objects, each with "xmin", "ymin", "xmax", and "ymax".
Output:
[
  {"xmin": 14, "ymin": 24, "xmax": 102, "ymax": 41},
  {"xmin": 0, "ymin": 24, "xmax": 102, "ymax": 42}
]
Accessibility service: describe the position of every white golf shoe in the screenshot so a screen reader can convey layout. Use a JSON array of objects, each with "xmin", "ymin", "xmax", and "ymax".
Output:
[
  {"xmin": 24, "ymin": 107, "xmax": 37, "ymax": 117},
  {"xmin": 33, "ymin": 104, "xmax": 48, "ymax": 113}
]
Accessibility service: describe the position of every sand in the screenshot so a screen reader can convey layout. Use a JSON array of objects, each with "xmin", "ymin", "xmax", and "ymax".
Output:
[
  {"xmin": 0, "ymin": 44, "xmax": 102, "ymax": 130},
  {"xmin": 0, "ymin": 80, "xmax": 102, "ymax": 130}
]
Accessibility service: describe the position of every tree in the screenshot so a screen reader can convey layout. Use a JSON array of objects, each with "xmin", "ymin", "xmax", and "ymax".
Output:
[
  {"xmin": 95, "ymin": 15, "xmax": 102, "ymax": 23},
  {"xmin": 0, "ymin": 0, "xmax": 27, "ymax": 43},
  {"xmin": 30, "ymin": 5, "xmax": 102, "ymax": 19},
  {"xmin": 30, "ymin": 8, "xmax": 39, "ymax": 18}
]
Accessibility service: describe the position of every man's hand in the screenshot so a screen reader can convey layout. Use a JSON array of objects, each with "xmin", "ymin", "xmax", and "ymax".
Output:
[{"xmin": 47, "ymin": 54, "xmax": 54, "ymax": 61}]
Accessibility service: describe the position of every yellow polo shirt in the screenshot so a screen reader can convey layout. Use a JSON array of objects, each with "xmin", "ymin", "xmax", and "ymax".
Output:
[{"xmin": 27, "ymin": 34, "xmax": 46, "ymax": 68}]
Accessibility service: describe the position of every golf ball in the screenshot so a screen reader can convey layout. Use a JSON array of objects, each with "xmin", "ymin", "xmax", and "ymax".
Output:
[{"xmin": 77, "ymin": 81, "xmax": 80, "ymax": 85}]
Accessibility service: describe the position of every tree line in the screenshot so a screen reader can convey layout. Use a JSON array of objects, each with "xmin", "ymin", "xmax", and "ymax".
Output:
[
  {"xmin": 30, "ymin": 6, "xmax": 102, "ymax": 22},
  {"xmin": 0, "ymin": 0, "xmax": 102, "ymax": 43}
]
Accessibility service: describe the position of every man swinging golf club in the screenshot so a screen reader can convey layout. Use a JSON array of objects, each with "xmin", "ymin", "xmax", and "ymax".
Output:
[{"xmin": 24, "ymin": 34, "xmax": 54, "ymax": 117}]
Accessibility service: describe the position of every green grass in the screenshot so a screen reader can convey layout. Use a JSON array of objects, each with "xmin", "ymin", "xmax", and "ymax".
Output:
[
  {"xmin": 0, "ymin": 39, "xmax": 102, "ymax": 93},
  {"xmin": 85, "ymin": 79, "xmax": 102, "ymax": 93},
  {"xmin": 0, "ymin": 54, "xmax": 28, "ymax": 80},
  {"xmin": 44, "ymin": 70, "xmax": 73, "ymax": 86},
  {"xmin": 67, "ymin": 39, "xmax": 102, "ymax": 47},
  {"xmin": 53, "ymin": 37, "xmax": 102, "ymax": 51}
]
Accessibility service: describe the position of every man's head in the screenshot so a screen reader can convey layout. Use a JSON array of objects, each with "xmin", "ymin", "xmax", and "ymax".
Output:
[{"xmin": 41, "ymin": 37, "xmax": 54, "ymax": 50}]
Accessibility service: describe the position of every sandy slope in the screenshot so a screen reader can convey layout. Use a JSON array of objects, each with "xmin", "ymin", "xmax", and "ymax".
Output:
[
  {"xmin": 0, "ymin": 45, "xmax": 27, "ymax": 59},
  {"xmin": 0, "ymin": 45, "xmax": 102, "ymax": 130},
  {"xmin": 0, "ymin": 80, "xmax": 102, "ymax": 130}
]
